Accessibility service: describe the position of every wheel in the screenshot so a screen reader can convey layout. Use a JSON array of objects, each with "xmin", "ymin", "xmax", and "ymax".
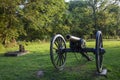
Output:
[
  {"xmin": 50, "ymin": 34, "xmax": 66, "ymax": 70},
  {"xmin": 95, "ymin": 31, "xmax": 103, "ymax": 73}
]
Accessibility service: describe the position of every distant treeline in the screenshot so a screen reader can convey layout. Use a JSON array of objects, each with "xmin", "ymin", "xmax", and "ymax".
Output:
[{"xmin": 0, "ymin": 0, "xmax": 120, "ymax": 45}]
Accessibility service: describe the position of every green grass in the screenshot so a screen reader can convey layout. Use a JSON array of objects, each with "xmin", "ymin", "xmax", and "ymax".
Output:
[{"xmin": 0, "ymin": 41, "xmax": 120, "ymax": 80}]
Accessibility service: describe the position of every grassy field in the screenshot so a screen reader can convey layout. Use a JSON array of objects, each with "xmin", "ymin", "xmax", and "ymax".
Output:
[{"xmin": 0, "ymin": 40, "xmax": 120, "ymax": 80}]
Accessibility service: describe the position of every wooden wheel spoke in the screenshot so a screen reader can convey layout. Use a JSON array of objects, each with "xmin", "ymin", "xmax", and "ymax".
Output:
[
  {"xmin": 58, "ymin": 37, "xmax": 63, "ymax": 47},
  {"xmin": 61, "ymin": 55, "xmax": 65, "ymax": 64},
  {"xmin": 58, "ymin": 54, "xmax": 65, "ymax": 66},
  {"xmin": 54, "ymin": 54, "xmax": 59, "ymax": 61},
  {"xmin": 60, "ymin": 55, "xmax": 62, "ymax": 65},
  {"xmin": 50, "ymin": 34, "xmax": 66, "ymax": 70},
  {"xmin": 53, "ymin": 48, "xmax": 57, "ymax": 54},
  {"xmin": 56, "ymin": 55, "xmax": 60, "ymax": 65},
  {"xmin": 54, "ymin": 41, "xmax": 59, "ymax": 48},
  {"xmin": 53, "ymin": 47, "xmax": 57, "ymax": 51},
  {"xmin": 61, "ymin": 39, "xmax": 65, "ymax": 48},
  {"xmin": 56, "ymin": 55, "xmax": 62, "ymax": 66},
  {"xmin": 61, "ymin": 41, "xmax": 64, "ymax": 48},
  {"xmin": 59, "ymin": 55, "xmax": 62, "ymax": 66},
  {"xmin": 59, "ymin": 58, "xmax": 62, "ymax": 66},
  {"xmin": 56, "ymin": 38, "xmax": 60, "ymax": 45},
  {"xmin": 62, "ymin": 54, "xmax": 65, "ymax": 61}
]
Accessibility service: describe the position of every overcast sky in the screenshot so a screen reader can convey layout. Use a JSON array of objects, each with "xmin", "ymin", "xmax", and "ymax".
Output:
[{"xmin": 65, "ymin": 0, "xmax": 70, "ymax": 2}]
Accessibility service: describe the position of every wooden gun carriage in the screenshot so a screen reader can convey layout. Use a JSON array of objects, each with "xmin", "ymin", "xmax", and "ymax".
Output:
[{"xmin": 50, "ymin": 31, "xmax": 106, "ymax": 74}]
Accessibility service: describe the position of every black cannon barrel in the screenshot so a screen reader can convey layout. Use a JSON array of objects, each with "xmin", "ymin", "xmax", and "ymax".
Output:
[{"xmin": 66, "ymin": 35, "xmax": 81, "ymax": 41}]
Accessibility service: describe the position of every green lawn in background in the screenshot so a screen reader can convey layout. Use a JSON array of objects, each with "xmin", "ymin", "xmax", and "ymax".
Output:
[{"xmin": 0, "ymin": 40, "xmax": 120, "ymax": 80}]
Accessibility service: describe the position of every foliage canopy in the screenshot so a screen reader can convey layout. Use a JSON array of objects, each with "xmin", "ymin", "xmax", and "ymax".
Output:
[{"xmin": 0, "ymin": 0, "xmax": 120, "ymax": 45}]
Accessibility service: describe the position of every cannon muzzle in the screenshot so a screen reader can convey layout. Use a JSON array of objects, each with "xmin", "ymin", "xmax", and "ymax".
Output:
[{"xmin": 66, "ymin": 35, "xmax": 81, "ymax": 41}]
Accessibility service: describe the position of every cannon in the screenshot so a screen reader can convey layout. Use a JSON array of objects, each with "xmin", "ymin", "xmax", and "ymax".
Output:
[{"xmin": 50, "ymin": 31, "xmax": 106, "ymax": 74}]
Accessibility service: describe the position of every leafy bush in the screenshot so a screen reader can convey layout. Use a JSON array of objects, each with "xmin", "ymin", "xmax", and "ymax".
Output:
[{"xmin": 0, "ymin": 43, "xmax": 5, "ymax": 53}]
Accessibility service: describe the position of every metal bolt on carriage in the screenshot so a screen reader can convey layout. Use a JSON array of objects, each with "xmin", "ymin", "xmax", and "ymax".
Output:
[{"xmin": 50, "ymin": 31, "xmax": 107, "ymax": 75}]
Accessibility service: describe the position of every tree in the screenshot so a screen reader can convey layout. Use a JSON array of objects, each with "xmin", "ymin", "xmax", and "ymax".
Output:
[
  {"xmin": 0, "ymin": 0, "xmax": 25, "ymax": 45},
  {"xmin": 105, "ymin": 4, "xmax": 120, "ymax": 38},
  {"xmin": 86, "ymin": 0, "xmax": 120, "ymax": 38},
  {"xmin": 66, "ymin": 0, "xmax": 120, "ymax": 38},
  {"xmin": 66, "ymin": 0, "xmax": 94, "ymax": 38},
  {"xmin": 19, "ymin": 0, "xmax": 67, "ymax": 40},
  {"xmin": 0, "ymin": 0, "xmax": 67, "ymax": 44}
]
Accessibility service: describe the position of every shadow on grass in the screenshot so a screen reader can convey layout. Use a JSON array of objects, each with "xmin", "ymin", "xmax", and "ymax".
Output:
[
  {"xmin": 32, "ymin": 52, "xmax": 107, "ymax": 80},
  {"xmin": 41, "ymin": 64, "xmax": 107, "ymax": 80},
  {"xmin": 0, "ymin": 51, "xmax": 107, "ymax": 80}
]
